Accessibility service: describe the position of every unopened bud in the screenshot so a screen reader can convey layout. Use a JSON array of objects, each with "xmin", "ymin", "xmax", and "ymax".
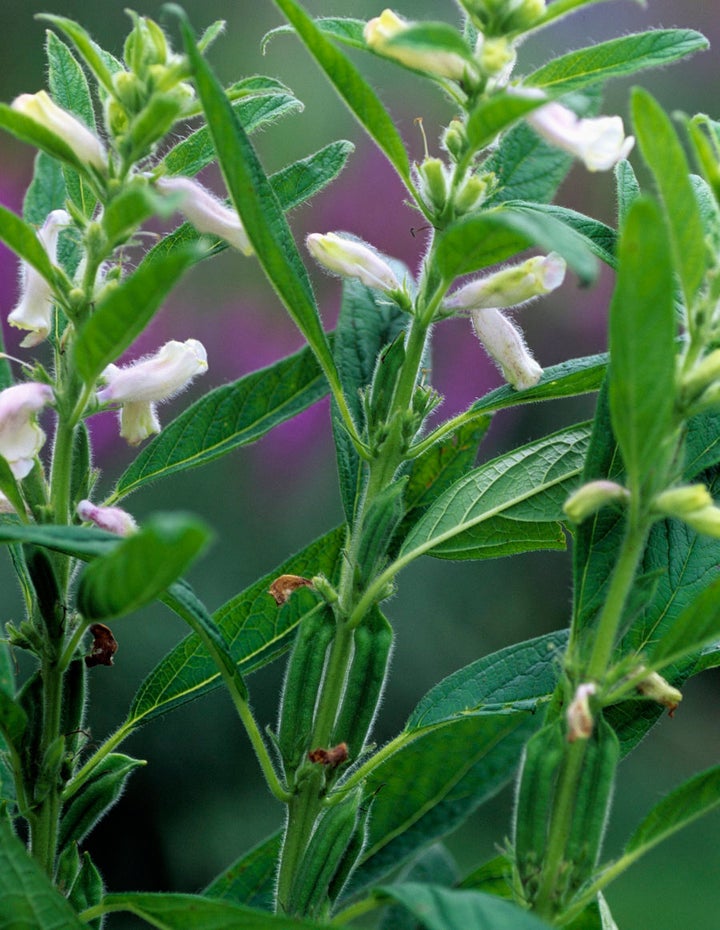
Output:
[
  {"xmin": 653, "ymin": 484, "xmax": 720, "ymax": 538},
  {"xmin": 566, "ymin": 682, "xmax": 596, "ymax": 742},
  {"xmin": 453, "ymin": 174, "xmax": 491, "ymax": 215},
  {"xmin": 77, "ymin": 500, "xmax": 138, "ymax": 537},
  {"xmin": 564, "ymin": 480, "xmax": 630, "ymax": 523},
  {"xmin": 445, "ymin": 253, "xmax": 566, "ymax": 312},
  {"xmin": 682, "ymin": 349, "xmax": 720, "ymax": 400},
  {"xmin": 471, "ymin": 307, "xmax": 542, "ymax": 391},
  {"xmin": 478, "ymin": 36, "xmax": 516, "ymax": 80},
  {"xmin": 441, "ymin": 119, "xmax": 468, "ymax": 161},
  {"xmin": 306, "ymin": 232, "xmax": 401, "ymax": 293},
  {"xmin": 636, "ymin": 669, "xmax": 682, "ymax": 716},
  {"xmin": 12, "ymin": 91, "xmax": 107, "ymax": 172},
  {"xmin": 416, "ymin": 157, "xmax": 449, "ymax": 212}
]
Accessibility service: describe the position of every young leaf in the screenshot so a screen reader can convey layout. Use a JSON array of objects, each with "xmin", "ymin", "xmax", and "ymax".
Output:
[
  {"xmin": 0, "ymin": 819, "xmax": 85, "ymax": 928},
  {"xmin": 0, "ymin": 523, "xmax": 117, "ymax": 559},
  {"xmin": 377, "ymin": 883, "xmax": 555, "ymax": 930},
  {"xmin": 270, "ymin": 140, "xmax": 354, "ymax": 212},
  {"xmin": 608, "ymin": 197, "xmax": 675, "ymax": 494},
  {"xmin": 648, "ymin": 576, "xmax": 720, "ymax": 671},
  {"xmin": 114, "ymin": 343, "xmax": 329, "ymax": 499},
  {"xmin": 73, "ymin": 241, "xmax": 201, "ymax": 386},
  {"xmin": 526, "ymin": 30, "xmax": 708, "ymax": 95},
  {"xmin": 503, "ymin": 201, "xmax": 617, "ymax": 268},
  {"xmin": 38, "ymin": 14, "xmax": 116, "ymax": 94},
  {"xmin": 204, "ymin": 832, "xmax": 282, "ymax": 909},
  {"xmin": 270, "ymin": 0, "xmax": 412, "ymax": 186},
  {"xmin": 23, "ymin": 152, "xmax": 66, "ymax": 226},
  {"xmin": 76, "ymin": 513, "xmax": 211, "ymax": 622},
  {"xmin": 262, "ymin": 17, "xmax": 367, "ymax": 53},
  {"xmin": 624, "ymin": 765, "xmax": 720, "ymax": 863},
  {"xmin": 615, "ymin": 159, "xmax": 640, "ymax": 227},
  {"xmin": 466, "ymin": 91, "xmax": 548, "ymax": 152},
  {"xmin": 178, "ymin": 13, "xmax": 340, "ymax": 402},
  {"xmin": 632, "ymin": 87, "xmax": 706, "ymax": 310}
]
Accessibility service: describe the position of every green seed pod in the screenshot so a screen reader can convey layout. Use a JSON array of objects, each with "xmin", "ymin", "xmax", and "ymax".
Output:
[
  {"xmin": 287, "ymin": 788, "xmax": 362, "ymax": 916},
  {"xmin": 35, "ymin": 735, "xmax": 66, "ymax": 804},
  {"xmin": 25, "ymin": 544, "xmax": 64, "ymax": 641},
  {"xmin": 355, "ymin": 480, "xmax": 407, "ymax": 589},
  {"xmin": 59, "ymin": 752, "xmax": 145, "ymax": 848},
  {"xmin": 60, "ymin": 659, "xmax": 87, "ymax": 779},
  {"xmin": 331, "ymin": 608, "xmax": 393, "ymax": 758},
  {"xmin": 564, "ymin": 715, "xmax": 619, "ymax": 893},
  {"xmin": 366, "ymin": 333, "xmax": 406, "ymax": 429},
  {"xmin": 55, "ymin": 840, "xmax": 81, "ymax": 895},
  {"xmin": 327, "ymin": 796, "xmax": 371, "ymax": 904},
  {"xmin": 277, "ymin": 605, "xmax": 336, "ymax": 778},
  {"xmin": 17, "ymin": 670, "xmax": 43, "ymax": 791},
  {"xmin": 513, "ymin": 720, "xmax": 564, "ymax": 895}
]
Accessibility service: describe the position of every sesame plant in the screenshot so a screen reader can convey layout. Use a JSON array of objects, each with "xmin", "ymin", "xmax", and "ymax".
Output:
[{"xmin": 0, "ymin": 1, "xmax": 719, "ymax": 928}]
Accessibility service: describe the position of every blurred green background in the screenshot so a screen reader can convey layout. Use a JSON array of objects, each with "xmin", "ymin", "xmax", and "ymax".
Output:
[{"xmin": 1, "ymin": 1, "xmax": 719, "ymax": 927}]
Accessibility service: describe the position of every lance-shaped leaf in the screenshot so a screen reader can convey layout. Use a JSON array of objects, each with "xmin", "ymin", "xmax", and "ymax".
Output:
[
  {"xmin": 262, "ymin": 17, "xmax": 367, "ymax": 53},
  {"xmin": 204, "ymin": 832, "xmax": 282, "ymax": 909},
  {"xmin": 435, "ymin": 206, "xmax": 597, "ymax": 285},
  {"xmin": 0, "ymin": 819, "xmax": 85, "ymax": 928},
  {"xmin": 608, "ymin": 197, "xmax": 675, "ymax": 494},
  {"xmin": 526, "ymin": 30, "xmax": 708, "ymax": 95},
  {"xmin": 114, "ymin": 343, "xmax": 329, "ymax": 499},
  {"xmin": 73, "ymin": 242, "xmax": 201, "ymax": 385},
  {"xmin": 0, "ymin": 522, "xmax": 117, "ymax": 558},
  {"xmin": 178, "ymin": 14, "xmax": 341, "ymax": 404},
  {"xmin": 270, "ymin": 0, "xmax": 411, "ymax": 186},
  {"xmin": 466, "ymin": 91, "xmax": 548, "ymax": 152},
  {"xmin": 397, "ymin": 424, "xmax": 591, "ymax": 567},
  {"xmin": 632, "ymin": 87, "xmax": 706, "ymax": 311},
  {"xmin": 503, "ymin": 201, "xmax": 617, "ymax": 268},
  {"xmin": 0, "ymin": 204, "xmax": 56, "ymax": 281},
  {"xmin": 76, "ymin": 513, "xmax": 211, "ymax": 622},
  {"xmin": 648, "ymin": 576, "xmax": 720, "ymax": 672}
]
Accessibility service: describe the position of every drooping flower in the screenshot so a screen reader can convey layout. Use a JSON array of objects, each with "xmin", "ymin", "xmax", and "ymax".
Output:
[
  {"xmin": 77, "ymin": 499, "xmax": 138, "ymax": 536},
  {"xmin": 653, "ymin": 484, "xmax": 720, "ymax": 538},
  {"xmin": 564, "ymin": 480, "xmax": 630, "ymax": 523},
  {"xmin": 364, "ymin": 10, "xmax": 475, "ymax": 82},
  {"xmin": 156, "ymin": 176, "xmax": 253, "ymax": 255},
  {"xmin": 12, "ymin": 91, "xmax": 107, "ymax": 171},
  {"xmin": 8, "ymin": 209, "xmax": 70, "ymax": 348},
  {"xmin": 306, "ymin": 233, "xmax": 402, "ymax": 293},
  {"xmin": 566, "ymin": 682, "xmax": 597, "ymax": 742},
  {"xmin": 97, "ymin": 339, "xmax": 208, "ymax": 445},
  {"xmin": 635, "ymin": 669, "xmax": 682, "ymax": 716},
  {"xmin": 525, "ymin": 99, "xmax": 635, "ymax": 172},
  {"xmin": 470, "ymin": 307, "xmax": 542, "ymax": 390},
  {"xmin": 0, "ymin": 382, "xmax": 54, "ymax": 478}
]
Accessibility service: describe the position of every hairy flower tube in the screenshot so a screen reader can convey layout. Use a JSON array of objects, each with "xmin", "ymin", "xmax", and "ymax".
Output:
[
  {"xmin": 470, "ymin": 308, "xmax": 542, "ymax": 390},
  {"xmin": 525, "ymin": 99, "xmax": 635, "ymax": 172},
  {"xmin": 364, "ymin": 10, "xmax": 475, "ymax": 82},
  {"xmin": 306, "ymin": 232, "xmax": 402, "ymax": 293},
  {"xmin": 653, "ymin": 484, "xmax": 720, "ymax": 538},
  {"xmin": 77, "ymin": 499, "xmax": 138, "ymax": 536},
  {"xmin": 156, "ymin": 176, "xmax": 253, "ymax": 256},
  {"xmin": 97, "ymin": 338, "xmax": 208, "ymax": 445},
  {"xmin": 12, "ymin": 91, "xmax": 107, "ymax": 171},
  {"xmin": 566, "ymin": 682, "xmax": 597, "ymax": 742},
  {"xmin": 0, "ymin": 382, "xmax": 54, "ymax": 479},
  {"xmin": 564, "ymin": 480, "xmax": 630, "ymax": 523},
  {"xmin": 8, "ymin": 209, "xmax": 70, "ymax": 347}
]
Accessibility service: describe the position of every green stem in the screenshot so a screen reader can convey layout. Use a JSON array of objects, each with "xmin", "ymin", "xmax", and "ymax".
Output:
[
  {"xmin": 330, "ymin": 894, "xmax": 385, "ymax": 925},
  {"xmin": 63, "ymin": 723, "xmax": 133, "ymax": 802},
  {"xmin": 29, "ymin": 656, "xmax": 64, "ymax": 876}
]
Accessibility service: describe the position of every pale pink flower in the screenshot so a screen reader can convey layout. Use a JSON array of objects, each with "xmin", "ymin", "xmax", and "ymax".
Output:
[
  {"xmin": 77, "ymin": 499, "xmax": 137, "ymax": 536},
  {"xmin": 156, "ymin": 176, "xmax": 252, "ymax": 255},
  {"xmin": 0, "ymin": 382, "xmax": 54, "ymax": 478},
  {"xmin": 527, "ymin": 100, "xmax": 634, "ymax": 172}
]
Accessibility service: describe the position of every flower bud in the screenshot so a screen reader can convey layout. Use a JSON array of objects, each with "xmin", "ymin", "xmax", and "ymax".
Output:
[
  {"xmin": 470, "ymin": 307, "xmax": 542, "ymax": 390},
  {"xmin": 453, "ymin": 173, "xmax": 492, "ymax": 215},
  {"xmin": 364, "ymin": 10, "xmax": 475, "ymax": 82},
  {"xmin": 0, "ymin": 382, "xmax": 54, "ymax": 479},
  {"xmin": 77, "ymin": 499, "xmax": 138, "ymax": 536},
  {"xmin": 124, "ymin": 14, "xmax": 169, "ymax": 76},
  {"xmin": 12, "ymin": 91, "xmax": 107, "ymax": 172},
  {"xmin": 445, "ymin": 253, "xmax": 566, "ymax": 313},
  {"xmin": 566, "ymin": 682, "xmax": 596, "ymax": 742},
  {"xmin": 97, "ymin": 338, "xmax": 208, "ymax": 445},
  {"xmin": 8, "ymin": 209, "xmax": 70, "ymax": 347},
  {"xmin": 525, "ymin": 97, "xmax": 635, "ymax": 172},
  {"xmin": 477, "ymin": 36, "xmax": 516, "ymax": 82},
  {"xmin": 681, "ymin": 349, "xmax": 720, "ymax": 401},
  {"xmin": 564, "ymin": 480, "xmax": 630, "ymax": 523},
  {"xmin": 306, "ymin": 232, "xmax": 401, "ymax": 293},
  {"xmin": 652, "ymin": 484, "xmax": 720, "ymax": 538},
  {"xmin": 156, "ymin": 176, "xmax": 253, "ymax": 255},
  {"xmin": 441, "ymin": 118, "xmax": 467, "ymax": 161},
  {"xmin": 636, "ymin": 669, "xmax": 682, "ymax": 715},
  {"xmin": 416, "ymin": 157, "xmax": 449, "ymax": 212}
]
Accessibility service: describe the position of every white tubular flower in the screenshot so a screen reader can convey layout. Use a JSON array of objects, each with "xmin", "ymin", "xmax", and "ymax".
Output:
[
  {"xmin": 444, "ymin": 253, "xmax": 566, "ymax": 313},
  {"xmin": 0, "ymin": 492, "xmax": 15, "ymax": 515},
  {"xmin": 306, "ymin": 233, "xmax": 401, "ymax": 293},
  {"xmin": 97, "ymin": 338, "xmax": 208, "ymax": 445},
  {"xmin": 0, "ymin": 382, "xmax": 54, "ymax": 479},
  {"xmin": 470, "ymin": 307, "xmax": 542, "ymax": 390},
  {"xmin": 564, "ymin": 480, "xmax": 630, "ymax": 523},
  {"xmin": 12, "ymin": 91, "xmax": 107, "ymax": 171},
  {"xmin": 8, "ymin": 209, "xmax": 70, "ymax": 348},
  {"xmin": 526, "ymin": 100, "xmax": 634, "ymax": 172},
  {"xmin": 636, "ymin": 669, "xmax": 682, "ymax": 716},
  {"xmin": 77, "ymin": 499, "xmax": 138, "ymax": 536},
  {"xmin": 566, "ymin": 682, "xmax": 596, "ymax": 743},
  {"xmin": 156, "ymin": 176, "xmax": 253, "ymax": 256},
  {"xmin": 364, "ymin": 10, "xmax": 474, "ymax": 82}
]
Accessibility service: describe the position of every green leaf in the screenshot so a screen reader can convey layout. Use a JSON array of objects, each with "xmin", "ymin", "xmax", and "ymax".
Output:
[
  {"xmin": 0, "ymin": 522, "xmax": 117, "ymax": 559},
  {"xmin": 379, "ymin": 845, "xmax": 459, "ymax": 930},
  {"xmin": 649, "ymin": 576, "xmax": 720, "ymax": 671},
  {"xmin": 23, "ymin": 152, "xmax": 66, "ymax": 226},
  {"xmin": 101, "ymin": 181, "xmax": 172, "ymax": 248},
  {"xmin": 470, "ymin": 354, "xmax": 607, "ymax": 415},
  {"xmin": 608, "ymin": 197, "xmax": 676, "ymax": 493},
  {"xmin": 0, "ymin": 818, "xmax": 86, "ymax": 928},
  {"xmin": 398, "ymin": 424, "xmax": 591, "ymax": 565},
  {"xmin": 348, "ymin": 633, "xmax": 566, "ymax": 894},
  {"xmin": 0, "ymin": 686, "xmax": 27, "ymax": 749},
  {"xmin": 377, "ymin": 884, "xmax": 555, "ymax": 930},
  {"xmin": 0, "ymin": 457, "xmax": 26, "ymax": 521},
  {"xmin": 125, "ymin": 528, "xmax": 344, "ymax": 727},
  {"xmin": 503, "ymin": 201, "xmax": 617, "ymax": 268},
  {"xmin": 632, "ymin": 87, "xmax": 706, "ymax": 310},
  {"xmin": 436, "ymin": 205, "xmax": 598, "ymax": 285},
  {"xmin": 38, "ymin": 15, "xmax": 116, "ymax": 94},
  {"xmin": 179, "ymin": 15, "xmax": 339, "ymax": 399},
  {"xmin": 59, "ymin": 753, "xmax": 145, "ymax": 846},
  {"xmin": 76, "ymin": 514, "xmax": 211, "ymax": 622},
  {"xmin": 0, "ymin": 103, "xmax": 93, "ymax": 175},
  {"xmin": 466, "ymin": 91, "xmax": 548, "ymax": 152},
  {"xmin": 0, "ymin": 204, "xmax": 56, "ymax": 280},
  {"xmin": 270, "ymin": 0, "xmax": 411, "ymax": 186},
  {"xmin": 73, "ymin": 241, "xmax": 201, "ymax": 385},
  {"xmin": 163, "ymin": 93, "xmax": 304, "ymax": 178},
  {"xmin": 114, "ymin": 343, "xmax": 329, "ymax": 498},
  {"xmin": 527, "ymin": 30, "xmax": 709, "ymax": 94},
  {"xmin": 624, "ymin": 764, "xmax": 720, "ymax": 862},
  {"xmin": 204, "ymin": 833, "xmax": 282, "ymax": 909},
  {"xmin": 98, "ymin": 892, "xmax": 327, "ymax": 928},
  {"xmin": 262, "ymin": 17, "xmax": 367, "ymax": 53},
  {"xmin": 381, "ymin": 22, "xmax": 474, "ymax": 72},
  {"xmin": 615, "ymin": 159, "xmax": 640, "ymax": 227},
  {"xmin": 270, "ymin": 140, "xmax": 354, "ymax": 212}
]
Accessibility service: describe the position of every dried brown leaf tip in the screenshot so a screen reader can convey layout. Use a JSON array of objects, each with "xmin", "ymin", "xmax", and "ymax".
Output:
[
  {"xmin": 85, "ymin": 622, "xmax": 118, "ymax": 668},
  {"xmin": 268, "ymin": 574, "xmax": 314, "ymax": 606},
  {"xmin": 308, "ymin": 742, "xmax": 349, "ymax": 768}
]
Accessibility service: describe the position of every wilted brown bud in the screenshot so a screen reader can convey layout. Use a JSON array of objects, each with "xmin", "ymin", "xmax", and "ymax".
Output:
[
  {"xmin": 308, "ymin": 743, "xmax": 349, "ymax": 768},
  {"xmin": 268, "ymin": 574, "xmax": 314, "ymax": 605},
  {"xmin": 566, "ymin": 682, "xmax": 596, "ymax": 742},
  {"xmin": 636, "ymin": 669, "xmax": 683, "ymax": 716},
  {"xmin": 85, "ymin": 623, "xmax": 118, "ymax": 668}
]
